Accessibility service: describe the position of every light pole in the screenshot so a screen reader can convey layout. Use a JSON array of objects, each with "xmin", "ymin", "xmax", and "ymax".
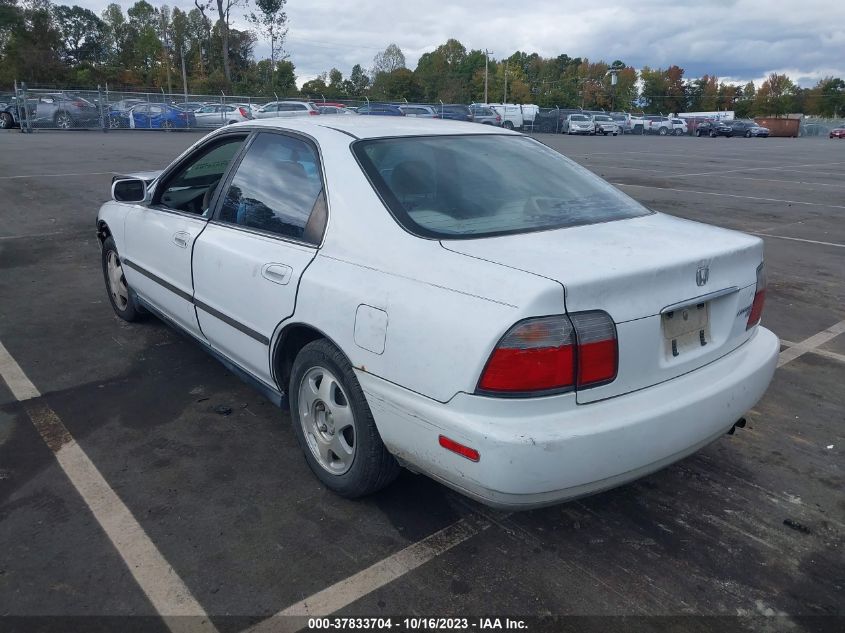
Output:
[{"xmin": 484, "ymin": 49, "xmax": 490, "ymax": 103}]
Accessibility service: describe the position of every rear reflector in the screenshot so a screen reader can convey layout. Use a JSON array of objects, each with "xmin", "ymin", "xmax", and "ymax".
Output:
[
  {"xmin": 439, "ymin": 435, "xmax": 480, "ymax": 462},
  {"xmin": 747, "ymin": 262, "xmax": 767, "ymax": 329}
]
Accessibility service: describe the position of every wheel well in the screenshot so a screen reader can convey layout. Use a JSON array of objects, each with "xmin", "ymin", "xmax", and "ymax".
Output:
[
  {"xmin": 273, "ymin": 324, "xmax": 325, "ymax": 393},
  {"xmin": 97, "ymin": 220, "xmax": 111, "ymax": 245}
]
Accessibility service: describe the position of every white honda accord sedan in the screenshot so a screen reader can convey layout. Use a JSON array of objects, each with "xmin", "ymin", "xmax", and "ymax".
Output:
[{"xmin": 97, "ymin": 117, "xmax": 779, "ymax": 509}]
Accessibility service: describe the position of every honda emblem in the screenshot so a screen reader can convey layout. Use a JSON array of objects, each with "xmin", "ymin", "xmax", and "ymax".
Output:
[{"xmin": 696, "ymin": 263, "xmax": 710, "ymax": 287}]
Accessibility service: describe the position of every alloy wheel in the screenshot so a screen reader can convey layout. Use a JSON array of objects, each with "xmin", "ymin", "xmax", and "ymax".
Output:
[
  {"xmin": 55, "ymin": 112, "xmax": 72, "ymax": 129},
  {"xmin": 298, "ymin": 366, "xmax": 356, "ymax": 475}
]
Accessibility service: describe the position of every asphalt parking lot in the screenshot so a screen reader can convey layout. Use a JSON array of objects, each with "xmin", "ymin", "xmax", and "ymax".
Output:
[{"xmin": 0, "ymin": 129, "xmax": 842, "ymax": 632}]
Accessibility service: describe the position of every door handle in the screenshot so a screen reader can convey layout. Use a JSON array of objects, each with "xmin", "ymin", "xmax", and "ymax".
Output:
[
  {"xmin": 172, "ymin": 231, "xmax": 190, "ymax": 248},
  {"xmin": 261, "ymin": 263, "xmax": 293, "ymax": 285}
]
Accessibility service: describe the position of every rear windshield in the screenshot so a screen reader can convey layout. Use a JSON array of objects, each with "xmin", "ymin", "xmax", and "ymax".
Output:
[{"xmin": 353, "ymin": 135, "xmax": 651, "ymax": 239}]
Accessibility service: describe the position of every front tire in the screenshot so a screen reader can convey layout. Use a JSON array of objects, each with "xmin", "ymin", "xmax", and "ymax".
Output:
[
  {"xmin": 502, "ymin": 120, "xmax": 514, "ymax": 130},
  {"xmin": 162, "ymin": 120, "xmax": 174, "ymax": 131},
  {"xmin": 0, "ymin": 112, "xmax": 13, "ymax": 129},
  {"xmin": 101, "ymin": 236, "xmax": 143, "ymax": 322},
  {"xmin": 290, "ymin": 339, "xmax": 400, "ymax": 498},
  {"xmin": 658, "ymin": 127, "xmax": 668, "ymax": 136},
  {"xmin": 54, "ymin": 111, "xmax": 72, "ymax": 129},
  {"xmin": 745, "ymin": 130, "xmax": 751, "ymax": 138}
]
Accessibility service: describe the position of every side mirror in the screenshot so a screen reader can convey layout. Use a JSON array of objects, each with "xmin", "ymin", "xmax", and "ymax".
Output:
[{"xmin": 112, "ymin": 178, "xmax": 148, "ymax": 203}]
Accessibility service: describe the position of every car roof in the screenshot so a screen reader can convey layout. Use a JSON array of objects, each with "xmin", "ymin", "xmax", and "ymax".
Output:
[{"xmin": 230, "ymin": 116, "xmax": 520, "ymax": 140}]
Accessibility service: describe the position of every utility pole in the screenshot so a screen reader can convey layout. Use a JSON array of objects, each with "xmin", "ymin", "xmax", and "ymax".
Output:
[
  {"xmin": 503, "ymin": 60, "xmax": 509, "ymax": 104},
  {"xmin": 484, "ymin": 49, "xmax": 490, "ymax": 103},
  {"xmin": 161, "ymin": 12, "xmax": 172, "ymax": 94},
  {"xmin": 180, "ymin": 43, "xmax": 188, "ymax": 102}
]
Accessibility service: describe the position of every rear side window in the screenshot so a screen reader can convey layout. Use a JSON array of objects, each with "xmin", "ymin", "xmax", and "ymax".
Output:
[
  {"xmin": 354, "ymin": 135, "xmax": 651, "ymax": 239},
  {"xmin": 219, "ymin": 133, "xmax": 326, "ymax": 243}
]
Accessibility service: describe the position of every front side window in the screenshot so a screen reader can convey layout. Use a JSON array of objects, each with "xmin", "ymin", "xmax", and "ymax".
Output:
[
  {"xmin": 219, "ymin": 133, "xmax": 326, "ymax": 243},
  {"xmin": 157, "ymin": 136, "xmax": 246, "ymax": 215},
  {"xmin": 354, "ymin": 135, "xmax": 651, "ymax": 239}
]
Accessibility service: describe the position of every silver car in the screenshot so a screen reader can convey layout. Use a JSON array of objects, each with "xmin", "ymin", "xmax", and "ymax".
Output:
[
  {"xmin": 469, "ymin": 105, "xmax": 502, "ymax": 126},
  {"xmin": 254, "ymin": 101, "xmax": 319, "ymax": 119},
  {"xmin": 592, "ymin": 114, "xmax": 620, "ymax": 136},
  {"xmin": 193, "ymin": 104, "xmax": 253, "ymax": 127},
  {"xmin": 566, "ymin": 113, "xmax": 595, "ymax": 135},
  {"xmin": 398, "ymin": 104, "xmax": 439, "ymax": 118}
]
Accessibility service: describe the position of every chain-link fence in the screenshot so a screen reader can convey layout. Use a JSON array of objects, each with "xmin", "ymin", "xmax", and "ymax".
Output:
[{"xmin": 799, "ymin": 117, "xmax": 845, "ymax": 137}]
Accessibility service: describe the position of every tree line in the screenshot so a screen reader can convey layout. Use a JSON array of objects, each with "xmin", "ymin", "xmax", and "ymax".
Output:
[{"xmin": 1, "ymin": 0, "xmax": 843, "ymax": 117}]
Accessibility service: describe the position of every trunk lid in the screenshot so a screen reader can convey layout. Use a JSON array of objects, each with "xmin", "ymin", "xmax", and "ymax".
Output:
[{"xmin": 442, "ymin": 213, "xmax": 764, "ymax": 403}]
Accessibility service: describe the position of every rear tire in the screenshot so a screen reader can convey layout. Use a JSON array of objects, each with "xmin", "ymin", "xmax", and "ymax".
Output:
[
  {"xmin": 695, "ymin": 129, "xmax": 702, "ymax": 137},
  {"xmin": 290, "ymin": 339, "xmax": 400, "ymax": 498},
  {"xmin": 658, "ymin": 127, "xmax": 668, "ymax": 136},
  {"xmin": 0, "ymin": 112, "xmax": 13, "ymax": 129},
  {"xmin": 745, "ymin": 130, "xmax": 751, "ymax": 138},
  {"xmin": 502, "ymin": 120, "xmax": 514, "ymax": 130},
  {"xmin": 101, "ymin": 237, "xmax": 144, "ymax": 322},
  {"xmin": 162, "ymin": 120, "xmax": 174, "ymax": 131}
]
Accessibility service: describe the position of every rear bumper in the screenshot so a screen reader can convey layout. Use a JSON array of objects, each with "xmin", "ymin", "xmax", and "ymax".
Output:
[{"xmin": 359, "ymin": 327, "xmax": 779, "ymax": 510}]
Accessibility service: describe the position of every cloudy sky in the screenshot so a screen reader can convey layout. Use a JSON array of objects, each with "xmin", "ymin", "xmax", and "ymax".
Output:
[{"xmin": 77, "ymin": 0, "xmax": 843, "ymax": 87}]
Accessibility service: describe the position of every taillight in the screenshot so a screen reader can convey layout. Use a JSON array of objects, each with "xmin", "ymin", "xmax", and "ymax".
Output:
[
  {"xmin": 238, "ymin": 106, "xmax": 249, "ymax": 118},
  {"xmin": 570, "ymin": 311, "xmax": 618, "ymax": 387},
  {"xmin": 309, "ymin": 110, "xmax": 319, "ymax": 115},
  {"xmin": 747, "ymin": 262, "xmax": 766, "ymax": 329},
  {"xmin": 478, "ymin": 311, "xmax": 617, "ymax": 395},
  {"xmin": 478, "ymin": 316, "xmax": 575, "ymax": 393}
]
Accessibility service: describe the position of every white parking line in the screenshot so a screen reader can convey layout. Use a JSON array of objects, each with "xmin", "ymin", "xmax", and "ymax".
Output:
[
  {"xmin": 777, "ymin": 320, "xmax": 845, "ymax": 367},
  {"xmin": 749, "ymin": 233, "xmax": 845, "ymax": 249},
  {"xmin": 0, "ymin": 340, "xmax": 218, "ymax": 633},
  {"xmin": 700, "ymin": 175, "xmax": 845, "ymax": 189},
  {"xmin": 669, "ymin": 161, "xmax": 845, "ymax": 178},
  {"xmin": 0, "ymin": 171, "xmax": 120, "ymax": 180},
  {"xmin": 613, "ymin": 182, "xmax": 845, "ymax": 210},
  {"xmin": 780, "ymin": 340, "xmax": 845, "ymax": 364},
  {"xmin": 245, "ymin": 519, "xmax": 487, "ymax": 633}
]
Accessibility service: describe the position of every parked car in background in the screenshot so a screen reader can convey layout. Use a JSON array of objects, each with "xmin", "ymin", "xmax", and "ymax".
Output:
[
  {"xmin": 726, "ymin": 120, "xmax": 770, "ymax": 137},
  {"xmin": 174, "ymin": 102, "xmax": 207, "ymax": 112},
  {"xmin": 643, "ymin": 115, "xmax": 675, "ymax": 135},
  {"xmin": 437, "ymin": 104, "xmax": 472, "ymax": 122},
  {"xmin": 357, "ymin": 104, "xmax": 405, "ymax": 116},
  {"xmin": 99, "ymin": 117, "xmax": 777, "ymax": 509},
  {"xmin": 111, "ymin": 103, "xmax": 196, "ymax": 129},
  {"xmin": 254, "ymin": 101, "xmax": 319, "ymax": 119},
  {"xmin": 482, "ymin": 104, "xmax": 524, "ymax": 130},
  {"xmin": 533, "ymin": 108, "xmax": 580, "ymax": 133},
  {"xmin": 592, "ymin": 114, "xmax": 620, "ymax": 136},
  {"xmin": 193, "ymin": 103, "xmax": 253, "ymax": 127},
  {"xmin": 609, "ymin": 112, "xmax": 631, "ymax": 133},
  {"xmin": 7, "ymin": 93, "xmax": 101, "ymax": 129},
  {"xmin": 629, "ymin": 113, "xmax": 647, "ymax": 134},
  {"xmin": 469, "ymin": 105, "xmax": 501, "ymax": 126},
  {"xmin": 694, "ymin": 119, "xmax": 722, "ymax": 137},
  {"xmin": 830, "ymin": 127, "xmax": 845, "ymax": 139},
  {"xmin": 399, "ymin": 104, "xmax": 439, "ymax": 118},
  {"xmin": 109, "ymin": 99, "xmax": 146, "ymax": 116},
  {"xmin": 566, "ymin": 113, "xmax": 594, "ymax": 135},
  {"xmin": 318, "ymin": 105, "xmax": 355, "ymax": 115},
  {"xmin": 669, "ymin": 118, "xmax": 688, "ymax": 136}
]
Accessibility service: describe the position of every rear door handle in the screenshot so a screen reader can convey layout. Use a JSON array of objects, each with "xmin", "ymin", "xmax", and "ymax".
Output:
[
  {"xmin": 261, "ymin": 263, "xmax": 293, "ymax": 285},
  {"xmin": 173, "ymin": 231, "xmax": 190, "ymax": 248}
]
